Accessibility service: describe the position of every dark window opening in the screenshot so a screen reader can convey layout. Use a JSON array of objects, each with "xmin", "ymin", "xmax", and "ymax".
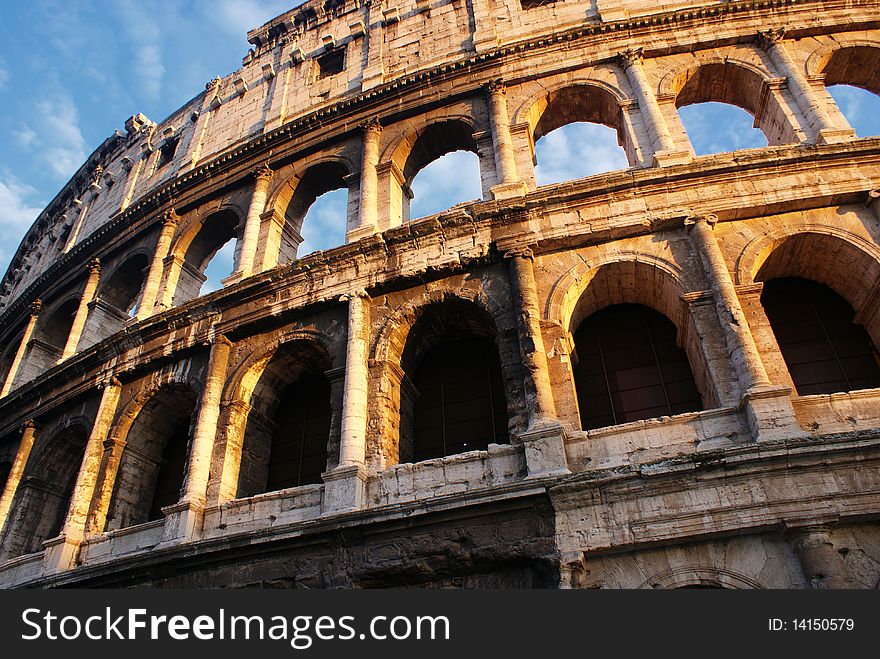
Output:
[
  {"xmin": 0, "ymin": 461, "xmax": 10, "ymax": 494},
  {"xmin": 317, "ymin": 48, "xmax": 345, "ymax": 79},
  {"xmin": 266, "ymin": 373, "xmax": 331, "ymax": 490},
  {"xmin": 147, "ymin": 417, "xmax": 191, "ymax": 521},
  {"xmin": 572, "ymin": 304, "xmax": 702, "ymax": 430},
  {"xmin": 520, "ymin": 0, "xmax": 555, "ymax": 8},
  {"xmin": 157, "ymin": 137, "xmax": 179, "ymax": 169},
  {"xmin": 761, "ymin": 277, "xmax": 880, "ymax": 396},
  {"xmin": 411, "ymin": 337, "xmax": 507, "ymax": 463}
]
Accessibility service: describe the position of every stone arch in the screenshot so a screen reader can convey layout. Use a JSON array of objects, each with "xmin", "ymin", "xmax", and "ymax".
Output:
[
  {"xmin": 234, "ymin": 337, "xmax": 337, "ymax": 498},
  {"xmin": 548, "ymin": 254, "xmax": 721, "ymax": 415},
  {"xmin": 807, "ymin": 41, "xmax": 880, "ymax": 94},
  {"xmin": 265, "ymin": 155, "xmax": 358, "ymax": 263},
  {"xmin": 382, "ymin": 116, "xmax": 487, "ymax": 224},
  {"xmin": 661, "ymin": 57, "xmax": 799, "ymax": 146},
  {"xmin": 0, "ymin": 419, "xmax": 89, "ymax": 559},
  {"xmin": 105, "ymin": 381, "xmax": 199, "ymax": 530},
  {"xmin": 80, "ymin": 251, "xmax": 151, "ymax": 351},
  {"xmin": 520, "ymin": 80, "xmax": 639, "ymax": 170},
  {"xmin": 19, "ymin": 294, "xmax": 81, "ymax": 383},
  {"xmin": 637, "ymin": 566, "xmax": 764, "ymax": 589},
  {"xmin": 166, "ymin": 204, "xmax": 244, "ymax": 306}
]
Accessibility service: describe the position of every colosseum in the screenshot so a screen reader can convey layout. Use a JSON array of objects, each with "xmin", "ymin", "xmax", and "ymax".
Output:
[{"xmin": 0, "ymin": 0, "xmax": 879, "ymax": 589}]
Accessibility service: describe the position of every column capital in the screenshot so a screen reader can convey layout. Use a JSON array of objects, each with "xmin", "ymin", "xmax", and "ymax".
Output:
[
  {"xmin": 757, "ymin": 28, "xmax": 786, "ymax": 47},
  {"xmin": 100, "ymin": 376, "xmax": 122, "ymax": 390},
  {"xmin": 503, "ymin": 246, "xmax": 535, "ymax": 261},
  {"xmin": 617, "ymin": 47, "xmax": 644, "ymax": 69},
  {"xmin": 254, "ymin": 164, "xmax": 273, "ymax": 183},
  {"xmin": 684, "ymin": 213, "xmax": 718, "ymax": 228},
  {"xmin": 360, "ymin": 117, "xmax": 382, "ymax": 135},
  {"xmin": 87, "ymin": 258, "xmax": 101, "ymax": 276},
  {"xmin": 484, "ymin": 78, "xmax": 506, "ymax": 96},
  {"xmin": 161, "ymin": 208, "xmax": 180, "ymax": 228},
  {"xmin": 212, "ymin": 333, "xmax": 234, "ymax": 349},
  {"xmin": 30, "ymin": 299, "xmax": 43, "ymax": 316},
  {"xmin": 22, "ymin": 418, "xmax": 38, "ymax": 432},
  {"xmin": 340, "ymin": 289, "xmax": 370, "ymax": 302}
]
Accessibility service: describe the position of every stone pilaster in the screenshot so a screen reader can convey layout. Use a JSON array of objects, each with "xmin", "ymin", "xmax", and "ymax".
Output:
[
  {"xmin": 231, "ymin": 165, "xmax": 273, "ymax": 281},
  {"xmin": 687, "ymin": 215, "xmax": 803, "ymax": 441},
  {"xmin": 157, "ymin": 254, "xmax": 186, "ymax": 310},
  {"xmin": 618, "ymin": 48, "xmax": 690, "ymax": 166},
  {"xmin": 324, "ymin": 291, "xmax": 370, "ymax": 513},
  {"xmin": 758, "ymin": 29, "xmax": 854, "ymax": 145},
  {"xmin": 43, "ymin": 378, "xmax": 122, "ymax": 572},
  {"xmin": 164, "ymin": 335, "xmax": 233, "ymax": 542},
  {"xmin": 486, "ymin": 80, "xmax": 527, "ymax": 200},
  {"xmin": 0, "ymin": 420, "xmax": 38, "ymax": 541},
  {"xmin": 207, "ymin": 400, "xmax": 252, "ymax": 506},
  {"xmin": 350, "ymin": 118, "xmax": 382, "ymax": 243},
  {"xmin": 361, "ymin": 1, "xmax": 385, "ymax": 90},
  {"xmin": 0, "ymin": 300, "xmax": 42, "ymax": 398},
  {"xmin": 59, "ymin": 258, "xmax": 101, "ymax": 362},
  {"xmin": 136, "ymin": 210, "xmax": 179, "ymax": 321},
  {"xmin": 506, "ymin": 249, "xmax": 569, "ymax": 478},
  {"xmin": 85, "ymin": 435, "xmax": 127, "ymax": 535}
]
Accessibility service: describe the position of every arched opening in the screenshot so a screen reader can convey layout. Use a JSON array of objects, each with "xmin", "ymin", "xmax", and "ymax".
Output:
[
  {"xmin": 760, "ymin": 277, "xmax": 880, "ymax": 396},
  {"xmin": 201, "ymin": 239, "xmax": 236, "ymax": 295},
  {"xmin": 173, "ymin": 210, "xmax": 239, "ymax": 304},
  {"xmin": 827, "ymin": 86, "xmax": 880, "ymax": 137},
  {"xmin": 105, "ymin": 384, "xmax": 198, "ymax": 530},
  {"xmin": 79, "ymin": 254, "xmax": 150, "ymax": 350},
  {"xmin": 0, "ymin": 424, "xmax": 88, "ymax": 559},
  {"xmin": 287, "ymin": 163, "xmax": 351, "ymax": 257},
  {"xmin": 532, "ymin": 85, "xmax": 632, "ymax": 185},
  {"xmin": 572, "ymin": 304, "xmax": 703, "ymax": 430},
  {"xmin": 399, "ymin": 300, "xmax": 509, "ymax": 463},
  {"xmin": 674, "ymin": 62, "xmax": 796, "ymax": 150},
  {"xmin": 818, "ymin": 46, "xmax": 880, "ymax": 138},
  {"xmin": 400, "ymin": 121, "xmax": 482, "ymax": 222},
  {"xmin": 237, "ymin": 340, "xmax": 334, "ymax": 498},
  {"xmin": 21, "ymin": 298, "xmax": 79, "ymax": 381},
  {"xmin": 678, "ymin": 102, "xmax": 768, "ymax": 155}
]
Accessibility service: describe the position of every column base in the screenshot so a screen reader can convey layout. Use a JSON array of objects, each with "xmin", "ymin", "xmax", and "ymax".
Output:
[
  {"xmin": 322, "ymin": 464, "xmax": 367, "ymax": 515},
  {"xmin": 520, "ymin": 420, "xmax": 570, "ymax": 479},
  {"xmin": 741, "ymin": 385, "xmax": 807, "ymax": 442},
  {"xmin": 652, "ymin": 148, "xmax": 692, "ymax": 167},
  {"xmin": 42, "ymin": 534, "xmax": 82, "ymax": 574},
  {"xmin": 816, "ymin": 128, "xmax": 856, "ymax": 145},
  {"xmin": 159, "ymin": 499, "xmax": 205, "ymax": 545},
  {"xmin": 346, "ymin": 224, "xmax": 379, "ymax": 244},
  {"xmin": 491, "ymin": 181, "xmax": 528, "ymax": 201}
]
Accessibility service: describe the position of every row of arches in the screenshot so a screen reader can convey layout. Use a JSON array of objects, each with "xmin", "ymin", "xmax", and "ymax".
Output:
[{"xmin": 3, "ymin": 237, "xmax": 879, "ymax": 560}]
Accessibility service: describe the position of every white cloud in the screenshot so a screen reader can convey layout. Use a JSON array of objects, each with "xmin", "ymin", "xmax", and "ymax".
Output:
[
  {"xmin": 0, "ymin": 174, "xmax": 44, "ymax": 275},
  {"xmin": 410, "ymin": 151, "xmax": 482, "ymax": 220},
  {"xmin": 677, "ymin": 102, "xmax": 767, "ymax": 156},
  {"xmin": 535, "ymin": 122, "xmax": 629, "ymax": 186},
  {"xmin": 17, "ymin": 89, "xmax": 88, "ymax": 181},
  {"xmin": 207, "ymin": 0, "xmax": 299, "ymax": 34}
]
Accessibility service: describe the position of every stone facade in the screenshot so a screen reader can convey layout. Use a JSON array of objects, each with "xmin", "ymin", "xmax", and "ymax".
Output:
[{"xmin": 0, "ymin": 0, "xmax": 879, "ymax": 588}]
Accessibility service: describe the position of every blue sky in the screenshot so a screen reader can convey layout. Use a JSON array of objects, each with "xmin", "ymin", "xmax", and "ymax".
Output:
[{"xmin": 1, "ymin": 2, "xmax": 878, "ymax": 294}]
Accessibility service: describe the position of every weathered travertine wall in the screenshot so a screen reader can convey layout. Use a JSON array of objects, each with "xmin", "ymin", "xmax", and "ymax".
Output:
[{"xmin": 0, "ymin": 0, "xmax": 879, "ymax": 588}]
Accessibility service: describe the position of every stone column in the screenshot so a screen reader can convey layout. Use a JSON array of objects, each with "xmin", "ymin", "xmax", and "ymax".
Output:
[
  {"xmin": 758, "ymin": 29, "xmax": 854, "ymax": 144},
  {"xmin": 0, "ymin": 420, "xmax": 37, "ymax": 538},
  {"xmin": 43, "ymin": 378, "xmax": 122, "ymax": 572},
  {"xmin": 136, "ymin": 210, "xmax": 179, "ymax": 321},
  {"xmin": 0, "ymin": 300, "xmax": 42, "ymax": 398},
  {"xmin": 350, "ymin": 118, "xmax": 382, "ymax": 243},
  {"xmin": 207, "ymin": 400, "xmax": 252, "ymax": 506},
  {"xmin": 59, "ymin": 258, "xmax": 101, "ymax": 362},
  {"xmin": 618, "ymin": 48, "xmax": 690, "ymax": 166},
  {"xmin": 85, "ymin": 435, "xmax": 127, "ymax": 535},
  {"xmin": 486, "ymin": 80, "xmax": 526, "ymax": 200},
  {"xmin": 687, "ymin": 215, "xmax": 803, "ymax": 441},
  {"xmin": 506, "ymin": 249, "xmax": 569, "ymax": 477},
  {"xmin": 790, "ymin": 526, "xmax": 851, "ymax": 589},
  {"xmin": 164, "ymin": 335, "xmax": 232, "ymax": 542},
  {"xmin": 232, "ymin": 165, "xmax": 273, "ymax": 281},
  {"xmin": 324, "ymin": 291, "xmax": 370, "ymax": 513}
]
